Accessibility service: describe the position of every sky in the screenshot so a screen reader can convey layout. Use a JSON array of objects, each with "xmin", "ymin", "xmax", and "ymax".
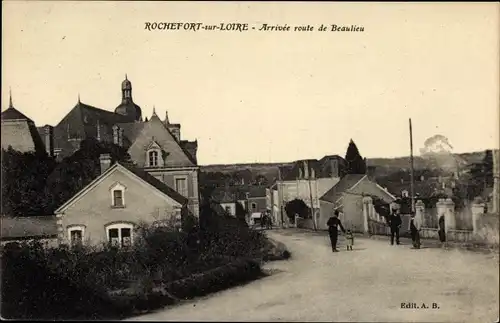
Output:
[{"xmin": 2, "ymin": 2, "xmax": 499, "ymax": 165}]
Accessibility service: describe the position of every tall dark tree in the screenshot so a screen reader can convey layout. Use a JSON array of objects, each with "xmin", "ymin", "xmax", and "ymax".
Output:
[
  {"xmin": 234, "ymin": 201, "xmax": 247, "ymax": 224},
  {"xmin": 345, "ymin": 139, "xmax": 366, "ymax": 174},
  {"xmin": 466, "ymin": 149, "xmax": 494, "ymax": 200},
  {"xmin": 1, "ymin": 147, "xmax": 57, "ymax": 216}
]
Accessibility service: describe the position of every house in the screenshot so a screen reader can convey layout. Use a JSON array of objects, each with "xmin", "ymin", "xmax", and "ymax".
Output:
[
  {"xmin": 493, "ymin": 149, "xmax": 499, "ymax": 213},
  {"xmin": 269, "ymin": 155, "xmax": 347, "ymax": 227},
  {"xmin": 211, "ymin": 186, "xmax": 247, "ymax": 216},
  {"xmin": 1, "ymin": 94, "xmax": 47, "ymax": 155},
  {"xmin": 54, "ymin": 154, "xmax": 189, "ymax": 247},
  {"xmin": 319, "ymin": 174, "xmax": 396, "ymax": 232},
  {"xmin": 0, "ymin": 216, "xmax": 59, "ymax": 247},
  {"xmin": 247, "ymin": 186, "xmax": 267, "ymax": 215},
  {"xmin": 3, "ymin": 76, "xmax": 200, "ymax": 217}
]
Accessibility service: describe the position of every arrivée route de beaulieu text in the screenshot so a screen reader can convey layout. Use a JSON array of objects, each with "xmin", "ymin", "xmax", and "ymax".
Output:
[{"xmin": 144, "ymin": 22, "xmax": 365, "ymax": 32}]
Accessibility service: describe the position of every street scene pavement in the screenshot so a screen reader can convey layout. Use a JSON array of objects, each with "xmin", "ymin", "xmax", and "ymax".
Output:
[{"xmin": 128, "ymin": 229, "xmax": 499, "ymax": 322}]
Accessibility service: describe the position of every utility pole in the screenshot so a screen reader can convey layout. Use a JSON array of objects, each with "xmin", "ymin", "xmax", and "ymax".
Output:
[
  {"xmin": 307, "ymin": 161, "xmax": 317, "ymax": 231},
  {"xmin": 409, "ymin": 118, "xmax": 415, "ymax": 213},
  {"xmin": 278, "ymin": 166, "xmax": 285, "ymax": 228}
]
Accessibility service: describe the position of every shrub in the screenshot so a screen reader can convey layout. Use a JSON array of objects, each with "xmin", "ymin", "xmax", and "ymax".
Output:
[{"xmin": 1, "ymin": 215, "xmax": 270, "ymax": 319}]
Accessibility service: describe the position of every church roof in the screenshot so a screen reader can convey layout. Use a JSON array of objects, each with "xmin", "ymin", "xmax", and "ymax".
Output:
[{"xmin": 1, "ymin": 106, "xmax": 32, "ymax": 122}]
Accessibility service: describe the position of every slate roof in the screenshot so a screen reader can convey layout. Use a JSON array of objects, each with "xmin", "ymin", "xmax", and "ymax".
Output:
[
  {"xmin": 379, "ymin": 178, "xmax": 443, "ymax": 198},
  {"xmin": 281, "ymin": 156, "xmax": 346, "ymax": 181},
  {"xmin": 180, "ymin": 140, "xmax": 198, "ymax": 164},
  {"xmin": 124, "ymin": 164, "xmax": 188, "ymax": 205},
  {"xmin": 1, "ymin": 106, "xmax": 47, "ymax": 154},
  {"xmin": 211, "ymin": 187, "xmax": 248, "ymax": 203},
  {"xmin": 1, "ymin": 216, "xmax": 58, "ymax": 241},
  {"xmin": 55, "ymin": 162, "xmax": 188, "ymax": 213},
  {"xmin": 1, "ymin": 107, "xmax": 32, "ymax": 122},
  {"xmin": 248, "ymin": 186, "xmax": 267, "ymax": 198},
  {"xmin": 319, "ymin": 174, "xmax": 367, "ymax": 203}
]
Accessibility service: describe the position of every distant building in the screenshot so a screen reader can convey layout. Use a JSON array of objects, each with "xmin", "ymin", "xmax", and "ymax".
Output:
[
  {"xmin": 493, "ymin": 149, "xmax": 499, "ymax": 213},
  {"xmin": 268, "ymin": 155, "xmax": 347, "ymax": 227},
  {"xmin": 247, "ymin": 186, "xmax": 267, "ymax": 215},
  {"xmin": 319, "ymin": 174, "xmax": 396, "ymax": 232},
  {"xmin": 211, "ymin": 186, "xmax": 247, "ymax": 216},
  {"xmin": 1, "ymin": 94, "xmax": 46, "ymax": 155}
]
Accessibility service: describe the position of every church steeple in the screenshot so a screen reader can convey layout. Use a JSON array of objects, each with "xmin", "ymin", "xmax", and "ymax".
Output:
[
  {"xmin": 9, "ymin": 88, "xmax": 13, "ymax": 108},
  {"xmin": 115, "ymin": 74, "xmax": 142, "ymax": 121},
  {"xmin": 164, "ymin": 110, "xmax": 170, "ymax": 125},
  {"xmin": 121, "ymin": 74, "xmax": 132, "ymax": 101}
]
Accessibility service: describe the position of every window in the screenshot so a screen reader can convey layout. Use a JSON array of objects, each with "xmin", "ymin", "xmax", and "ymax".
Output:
[
  {"xmin": 106, "ymin": 223, "xmax": 134, "ymax": 248},
  {"xmin": 225, "ymin": 206, "xmax": 231, "ymax": 214},
  {"xmin": 67, "ymin": 225, "xmax": 85, "ymax": 246},
  {"xmin": 110, "ymin": 183, "xmax": 126, "ymax": 208},
  {"xmin": 251, "ymin": 202, "xmax": 257, "ymax": 211},
  {"xmin": 175, "ymin": 178, "xmax": 188, "ymax": 197},
  {"xmin": 149, "ymin": 150, "xmax": 159, "ymax": 167},
  {"xmin": 113, "ymin": 190, "xmax": 124, "ymax": 207}
]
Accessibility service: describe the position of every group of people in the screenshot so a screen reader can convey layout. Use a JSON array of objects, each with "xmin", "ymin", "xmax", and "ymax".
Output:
[
  {"xmin": 259, "ymin": 212, "xmax": 273, "ymax": 230},
  {"xmin": 326, "ymin": 208, "xmax": 426, "ymax": 252}
]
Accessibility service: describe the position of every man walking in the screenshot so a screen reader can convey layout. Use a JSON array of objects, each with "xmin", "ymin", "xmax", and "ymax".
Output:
[
  {"xmin": 327, "ymin": 210, "xmax": 346, "ymax": 252},
  {"xmin": 409, "ymin": 212, "xmax": 421, "ymax": 249},
  {"xmin": 388, "ymin": 209, "xmax": 402, "ymax": 245}
]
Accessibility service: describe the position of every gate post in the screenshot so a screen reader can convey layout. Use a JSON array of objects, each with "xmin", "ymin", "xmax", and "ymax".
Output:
[{"xmin": 362, "ymin": 196, "xmax": 372, "ymax": 234}]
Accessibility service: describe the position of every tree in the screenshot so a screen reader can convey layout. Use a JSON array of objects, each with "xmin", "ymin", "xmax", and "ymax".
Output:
[
  {"xmin": 253, "ymin": 174, "xmax": 268, "ymax": 186},
  {"xmin": 234, "ymin": 201, "xmax": 247, "ymax": 224},
  {"xmin": 466, "ymin": 149, "xmax": 494, "ymax": 200},
  {"xmin": 345, "ymin": 139, "xmax": 366, "ymax": 175},
  {"xmin": 284, "ymin": 199, "xmax": 309, "ymax": 221},
  {"xmin": 1, "ymin": 147, "xmax": 57, "ymax": 216}
]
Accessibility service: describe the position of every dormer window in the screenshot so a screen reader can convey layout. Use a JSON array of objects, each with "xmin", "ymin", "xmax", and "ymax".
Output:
[
  {"xmin": 146, "ymin": 140, "xmax": 164, "ymax": 167},
  {"xmin": 149, "ymin": 150, "xmax": 159, "ymax": 167},
  {"xmin": 110, "ymin": 182, "xmax": 126, "ymax": 208}
]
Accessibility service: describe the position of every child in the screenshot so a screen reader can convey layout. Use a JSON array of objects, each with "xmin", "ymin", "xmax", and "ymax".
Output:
[{"xmin": 345, "ymin": 229, "xmax": 354, "ymax": 251}]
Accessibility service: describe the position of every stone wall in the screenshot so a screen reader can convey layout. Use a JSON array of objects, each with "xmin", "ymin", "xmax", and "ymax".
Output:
[{"xmin": 417, "ymin": 197, "xmax": 499, "ymax": 245}]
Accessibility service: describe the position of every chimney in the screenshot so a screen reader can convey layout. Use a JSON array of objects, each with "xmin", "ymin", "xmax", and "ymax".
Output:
[
  {"xmin": 112, "ymin": 125, "xmax": 119, "ymax": 145},
  {"xmin": 96, "ymin": 120, "xmax": 101, "ymax": 142},
  {"xmin": 169, "ymin": 124, "xmax": 181, "ymax": 142},
  {"xmin": 330, "ymin": 159, "xmax": 339, "ymax": 178},
  {"xmin": 303, "ymin": 161, "xmax": 309, "ymax": 179},
  {"xmin": 99, "ymin": 154, "xmax": 112, "ymax": 174},
  {"xmin": 43, "ymin": 125, "xmax": 54, "ymax": 157},
  {"xmin": 118, "ymin": 128, "xmax": 124, "ymax": 147},
  {"xmin": 366, "ymin": 166, "xmax": 376, "ymax": 180}
]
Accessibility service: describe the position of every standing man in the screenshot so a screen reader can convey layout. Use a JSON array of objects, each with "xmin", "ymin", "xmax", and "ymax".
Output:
[
  {"xmin": 327, "ymin": 210, "xmax": 346, "ymax": 252},
  {"xmin": 388, "ymin": 209, "xmax": 402, "ymax": 245},
  {"xmin": 409, "ymin": 212, "xmax": 421, "ymax": 249}
]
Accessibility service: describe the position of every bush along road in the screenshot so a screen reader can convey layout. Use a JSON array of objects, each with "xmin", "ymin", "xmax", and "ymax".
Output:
[
  {"xmin": 1, "ymin": 213, "xmax": 291, "ymax": 320},
  {"xmin": 110, "ymin": 229, "xmax": 292, "ymax": 318}
]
